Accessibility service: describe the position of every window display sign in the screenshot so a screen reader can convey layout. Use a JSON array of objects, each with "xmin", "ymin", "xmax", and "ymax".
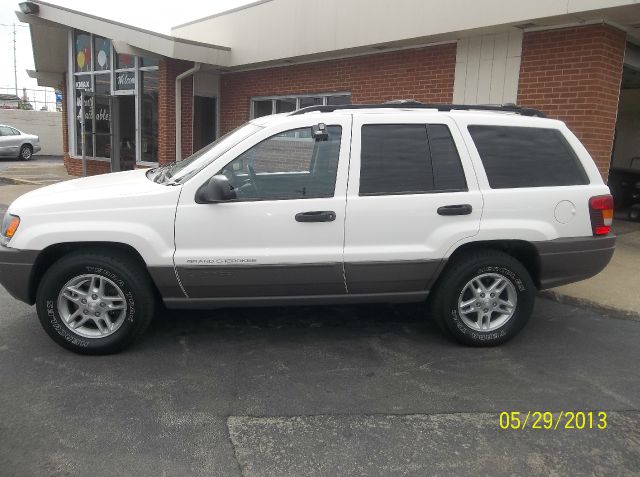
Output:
[{"xmin": 116, "ymin": 71, "xmax": 135, "ymax": 90}]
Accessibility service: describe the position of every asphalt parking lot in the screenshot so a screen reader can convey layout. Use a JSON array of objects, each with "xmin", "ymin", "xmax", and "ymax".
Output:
[{"xmin": 1, "ymin": 286, "xmax": 639, "ymax": 476}]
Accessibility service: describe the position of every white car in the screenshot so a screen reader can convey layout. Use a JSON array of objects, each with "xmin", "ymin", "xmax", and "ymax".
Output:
[
  {"xmin": 0, "ymin": 103, "xmax": 615, "ymax": 354},
  {"xmin": 0, "ymin": 124, "xmax": 41, "ymax": 160}
]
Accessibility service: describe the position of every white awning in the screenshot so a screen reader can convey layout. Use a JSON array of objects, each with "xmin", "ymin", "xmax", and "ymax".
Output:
[{"xmin": 17, "ymin": 0, "xmax": 232, "ymax": 86}]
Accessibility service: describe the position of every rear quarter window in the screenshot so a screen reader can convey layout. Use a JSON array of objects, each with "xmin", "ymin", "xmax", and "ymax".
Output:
[{"xmin": 467, "ymin": 125, "xmax": 589, "ymax": 189}]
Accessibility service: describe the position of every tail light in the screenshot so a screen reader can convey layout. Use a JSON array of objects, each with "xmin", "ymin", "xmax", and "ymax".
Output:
[{"xmin": 589, "ymin": 195, "xmax": 613, "ymax": 236}]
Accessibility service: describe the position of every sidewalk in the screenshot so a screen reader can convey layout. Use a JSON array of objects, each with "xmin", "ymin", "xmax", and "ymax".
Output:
[
  {"xmin": 0, "ymin": 159, "xmax": 637, "ymax": 319},
  {"xmin": 543, "ymin": 219, "xmax": 640, "ymax": 320}
]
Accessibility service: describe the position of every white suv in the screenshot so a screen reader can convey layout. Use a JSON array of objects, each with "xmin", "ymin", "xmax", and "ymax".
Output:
[{"xmin": 0, "ymin": 103, "xmax": 615, "ymax": 354}]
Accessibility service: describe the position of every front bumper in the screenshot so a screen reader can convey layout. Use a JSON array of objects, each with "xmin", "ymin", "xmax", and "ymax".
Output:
[
  {"xmin": 534, "ymin": 235, "xmax": 616, "ymax": 289},
  {"xmin": 0, "ymin": 245, "xmax": 38, "ymax": 304},
  {"xmin": 33, "ymin": 145, "xmax": 41, "ymax": 154}
]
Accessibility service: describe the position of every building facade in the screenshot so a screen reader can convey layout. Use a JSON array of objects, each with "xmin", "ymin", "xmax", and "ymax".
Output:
[{"xmin": 19, "ymin": 0, "xmax": 640, "ymax": 180}]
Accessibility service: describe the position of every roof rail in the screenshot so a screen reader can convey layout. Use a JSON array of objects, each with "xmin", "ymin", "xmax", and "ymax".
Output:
[{"xmin": 289, "ymin": 101, "xmax": 547, "ymax": 118}]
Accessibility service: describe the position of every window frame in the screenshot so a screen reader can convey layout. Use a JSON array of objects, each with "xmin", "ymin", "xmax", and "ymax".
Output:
[
  {"xmin": 467, "ymin": 124, "xmax": 590, "ymax": 189},
  {"xmin": 216, "ymin": 124, "xmax": 344, "ymax": 202},
  {"xmin": 249, "ymin": 93, "xmax": 352, "ymax": 119},
  {"xmin": 358, "ymin": 123, "xmax": 468, "ymax": 197}
]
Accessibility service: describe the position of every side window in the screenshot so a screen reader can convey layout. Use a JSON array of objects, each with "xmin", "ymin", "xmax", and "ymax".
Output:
[
  {"xmin": 427, "ymin": 124, "xmax": 467, "ymax": 191},
  {"xmin": 220, "ymin": 125, "xmax": 342, "ymax": 201},
  {"xmin": 360, "ymin": 124, "xmax": 432, "ymax": 195},
  {"xmin": 468, "ymin": 125, "xmax": 589, "ymax": 188},
  {"xmin": 359, "ymin": 124, "xmax": 467, "ymax": 196},
  {"xmin": 0, "ymin": 126, "xmax": 16, "ymax": 136}
]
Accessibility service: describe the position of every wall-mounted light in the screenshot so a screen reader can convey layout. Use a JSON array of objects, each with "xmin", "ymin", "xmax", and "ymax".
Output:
[{"xmin": 19, "ymin": 2, "xmax": 39, "ymax": 14}]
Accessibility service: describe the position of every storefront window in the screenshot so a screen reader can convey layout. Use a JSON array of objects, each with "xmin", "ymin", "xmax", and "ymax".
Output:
[
  {"xmin": 115, "ymin": 71, "xmax": 136, "ymax": 91},
  {"xmin": 74, "ymin": 75, "xmax": 92, "ymax": 156},
  {"xmin": 116, "ymin": 53, "xmax": 135, "ymax": 69},
  {"xmin": 95, "ymin": 74, "xmax": 110, "ymax": 94},
  {"xmin": 74, "ymin": 31, "xmax": 91, "ymax": 73},
  {"xmin": 141, "ymin": 57, "xmax": 159, "ymax": 67},
  {"xmin": 94, "ymin": 95, "xmax": 112, "ymax": 158},
  {"xmin": 70, "ymin": 30, "xmax": 159, "ymax": 165},
  {"xmin": 141, "ymin": 70, "xmax": 159, "ymax": 162},
  {"xmin": 93, "ymin": 36, "xmax": 111, "ymax": 71}
]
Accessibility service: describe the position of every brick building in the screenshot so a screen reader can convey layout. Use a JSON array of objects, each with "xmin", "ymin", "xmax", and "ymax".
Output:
[{"xmin": 18, "ymin": 0, "xmax": 640, "ymax": 181}]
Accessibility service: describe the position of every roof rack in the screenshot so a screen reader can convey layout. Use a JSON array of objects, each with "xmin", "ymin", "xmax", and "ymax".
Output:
[{"xmin": 289, "ymin": 101, "xmax": 547, "ymax": 118}]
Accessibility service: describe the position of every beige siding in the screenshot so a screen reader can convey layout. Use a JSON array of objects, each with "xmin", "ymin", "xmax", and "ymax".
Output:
[{"xmin": 453, "ymin": 31, "xmax": 523, "ymax": 105}]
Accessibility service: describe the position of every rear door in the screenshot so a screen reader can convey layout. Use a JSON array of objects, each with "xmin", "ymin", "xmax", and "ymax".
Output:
[{"xmin": 343, "ymin": 113, "xmax": 482, "ymax": 294}]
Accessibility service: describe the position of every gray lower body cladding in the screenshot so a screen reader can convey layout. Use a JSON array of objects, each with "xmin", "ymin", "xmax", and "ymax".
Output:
[
  {"xmin": 533, "ymin": 235, "xmax": 616, "ymax": 289},
  {"xmin": 0, "ymin": 235, "xmax": 615, "ymax": 307},
  {"xmin": 0, "ymin": 246, "xmax": 38, "ymax": 304}
]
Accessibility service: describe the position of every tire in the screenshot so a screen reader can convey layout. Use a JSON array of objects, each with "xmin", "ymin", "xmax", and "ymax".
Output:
[
  {"xmin": 628, "ymin": 206, "xmax": 640, "ymax": 222},
  {"xmin": 35, "ymin": 250, "xmax": 156, "ymax": 354},
  {"xmin": 429, "ymin": 250, "xmax": 535, "ymax": 346},
  {"xmin": 19, "ymin": 144, "xmax": 33, "ymax": 160}
]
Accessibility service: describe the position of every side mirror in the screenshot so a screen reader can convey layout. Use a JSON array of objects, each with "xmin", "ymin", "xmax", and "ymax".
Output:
[{"xmin": 195, "ymin": 175, "xmax": 237, "ymax": 204}]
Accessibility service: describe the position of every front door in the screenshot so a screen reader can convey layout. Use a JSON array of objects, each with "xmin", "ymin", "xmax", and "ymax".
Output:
[{"xmin": 173, "ymin": 114, "xmax": 352, "ymax": 299}]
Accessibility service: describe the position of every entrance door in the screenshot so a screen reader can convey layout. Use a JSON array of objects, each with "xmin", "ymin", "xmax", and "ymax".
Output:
[
  {"xmin": 193, "ymin": 96, "xmax": 216, "ymax": 151},
  {"xmin": 173, "ymin": 114, "xmax": 352, "ymax": 300},
  {"xmin": 112, "ymin": 96, "xmax": 136, "ymax": 172}
]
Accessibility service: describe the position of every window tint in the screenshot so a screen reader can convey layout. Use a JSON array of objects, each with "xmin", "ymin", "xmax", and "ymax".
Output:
[
  {"xmin": 359, "ymin": 124, "xmax": 467, "ymax": 195},
  {"xmin": 468, "ymin": 126, "xmax": 589, "ymax": 188},
  {"xmin": 220, "ymin": 126, "xmax": 342, "ymax": 201},
  {"xmin": 427, "ymin": 124, "xmax": 467, "ymax": 191},
  {"xmin": 360, "ymin": 124, "xmax": 432, "ymax": 195}
]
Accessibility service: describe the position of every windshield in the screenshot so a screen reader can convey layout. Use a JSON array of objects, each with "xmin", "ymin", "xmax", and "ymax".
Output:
[{"xmin": 146, "ymin": 122, "xmax": 263, "ymax": 185}]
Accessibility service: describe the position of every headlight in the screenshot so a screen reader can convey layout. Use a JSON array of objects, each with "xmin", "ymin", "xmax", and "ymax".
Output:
[{"xmin": 2, "ymin": 214, "xmax": 20, "ymax": 239}]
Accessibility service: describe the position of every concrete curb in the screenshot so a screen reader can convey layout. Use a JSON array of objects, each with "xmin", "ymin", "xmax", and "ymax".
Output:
[
  {"xmin": 539, "ymin": 290, "xmax": 640, "ymax": 322},
  {"xmin": 0, "ymin": 175, "xmax": 41, "ymax": 186}
]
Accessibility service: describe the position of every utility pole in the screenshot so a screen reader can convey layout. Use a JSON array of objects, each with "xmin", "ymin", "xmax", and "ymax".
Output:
[{"xmin": 13, "ymin": 23, "xmax": 18, "ymax": 96}]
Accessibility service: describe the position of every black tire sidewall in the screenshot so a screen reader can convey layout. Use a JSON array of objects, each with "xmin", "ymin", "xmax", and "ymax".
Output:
[
  {"xmin": 36, "ymin": 256, "xmax": 149, "ymax": 354},
  {"xmin": 20, "ymin": 145, "xmax": 32, "ymax": 160},
  {"xmin": 438, "ymin": 258, "xmax": 535, "ymax": 346}
]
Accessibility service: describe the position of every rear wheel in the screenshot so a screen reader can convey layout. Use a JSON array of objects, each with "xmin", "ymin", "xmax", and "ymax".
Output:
[
  {"xmin": 36, "ymin": 250, "xmax": 155, "ymax": 354},
  {"xmin": 19, "ymin": 144, "xmax": 32, "ymax": 160},
  {"xmin": 429, "ymin": 250, "xmax": 535, "ymax": 346}
]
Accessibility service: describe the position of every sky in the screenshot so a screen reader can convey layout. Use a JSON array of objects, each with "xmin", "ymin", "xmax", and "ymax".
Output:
[{"xmin": 0, "ymin": 0, "xmax": 254, "ymax": 109}]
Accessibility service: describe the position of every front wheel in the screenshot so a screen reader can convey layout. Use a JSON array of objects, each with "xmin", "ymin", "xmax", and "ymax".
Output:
[
  {"xmin": 429, "ymin": 251, "xmax": 535, "ymax": 346},
  {"xmin": 36, "ymin": 250, "xmax": 155, "ymax": 354}
]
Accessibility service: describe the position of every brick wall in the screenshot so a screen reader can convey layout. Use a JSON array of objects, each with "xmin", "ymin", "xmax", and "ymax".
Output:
[
  {"xmin": 517, "ymin": 24, "xmax": 626, "ymax": 180},
  {"xmin": 220, "ymin": 44, "xmax": 457, "ymax": 134},
  {"xmin": 159, "ymin": 58, "xmax": 195, "ymax": 165}
]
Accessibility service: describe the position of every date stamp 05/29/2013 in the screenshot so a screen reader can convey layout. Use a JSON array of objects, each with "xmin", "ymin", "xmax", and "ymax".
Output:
[{"xmin": 499, "ymin": 411, "xmax": 608, "ymax": 430}]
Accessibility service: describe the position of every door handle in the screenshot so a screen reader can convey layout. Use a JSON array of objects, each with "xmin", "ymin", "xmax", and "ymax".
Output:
[
  {"xmin": 437, "ymin": 204, "xmax": 473, "ymax": 216},
  {"xmin": 295, "ymin": 211, "xmax": 337, "ymax": 222}
]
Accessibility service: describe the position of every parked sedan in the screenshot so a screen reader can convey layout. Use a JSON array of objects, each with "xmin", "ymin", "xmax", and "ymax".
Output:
[{"xmin": 0, "ymin": 124, "xmax": 41, "ymax": 160}]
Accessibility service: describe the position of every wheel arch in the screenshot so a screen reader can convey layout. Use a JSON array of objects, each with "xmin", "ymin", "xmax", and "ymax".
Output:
[
  {"xmin": 443, "ymin": 240, "xmax": 541, "ymax": 288},
  {"xmin": 28, "ymin": 241, "xmax": 162, "ymax": 304}
]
